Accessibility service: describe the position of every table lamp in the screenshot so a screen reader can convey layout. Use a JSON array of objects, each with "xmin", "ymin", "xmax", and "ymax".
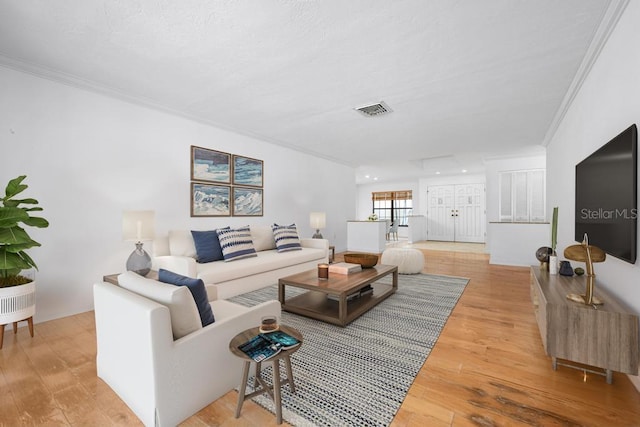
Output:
[
  {"xmin": 309, "ymin": 212, "xmax": 326, "ymax": 239},
  {"xmin": 122, "ymin": 210, "xmax": 155, "ymax": 276},
  {"xmin": 563, "ymin": 233, "xmax": 606, "ymax": 305}
]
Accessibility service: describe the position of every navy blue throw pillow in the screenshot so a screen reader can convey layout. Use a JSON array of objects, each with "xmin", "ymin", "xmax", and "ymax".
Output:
[
  {"xmin": 191, "ymin": 229, "xmax": 225, "ymax": 263},
  {"xmin": 158, "ymin": 269, "xmax": 215, "ymax": 327}
]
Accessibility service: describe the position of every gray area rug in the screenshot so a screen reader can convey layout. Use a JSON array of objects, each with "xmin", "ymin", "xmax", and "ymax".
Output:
[{"xmin": 229, "ymin": 273, "xmax": 469, "ymax": 427}]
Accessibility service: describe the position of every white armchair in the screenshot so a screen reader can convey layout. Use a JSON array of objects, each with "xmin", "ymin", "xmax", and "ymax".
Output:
[{"xmin": 93, "ymin": 281, "xmax": 281, "ymax": 426}]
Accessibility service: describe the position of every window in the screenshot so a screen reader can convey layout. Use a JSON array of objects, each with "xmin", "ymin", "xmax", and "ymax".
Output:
[
  {"xmin": 372, "ymin": 190, "xmax": 413, "ymax": 226},
  {"xmin": 499, "ymin": 169, "xmax": 545, "ymax": 222}
]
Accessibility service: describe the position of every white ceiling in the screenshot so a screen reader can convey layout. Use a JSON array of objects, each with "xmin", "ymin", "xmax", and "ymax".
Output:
[{"xmin": 0, "ymin": 0, "xmax": 622, "ymax": 183}]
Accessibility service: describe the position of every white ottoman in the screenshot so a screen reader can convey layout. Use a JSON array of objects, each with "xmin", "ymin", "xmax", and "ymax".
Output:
[{"xmin": 381, "ymin": 248, "xmax": 424, "ymax": 274}]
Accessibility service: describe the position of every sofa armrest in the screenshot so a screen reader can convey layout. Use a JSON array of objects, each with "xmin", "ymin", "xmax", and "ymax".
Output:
[
  {"xmin": 153, "ymin": 255, "xmax": 197, "ymax": 277},
  {"xmin": 93, "ymin": 282, "xmax": 174, "ymax": 426},
  {"xmin": 300, "ymin": 237, "xmax": 329, "ymax": 251},
  {"xmin": 156, "ymin": 300, "xmax": 282, "ymax": 426}
]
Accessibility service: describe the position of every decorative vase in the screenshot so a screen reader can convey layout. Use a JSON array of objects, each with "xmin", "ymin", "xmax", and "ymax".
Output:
[
  {"xmin": 549, "ymin": 254, "xmax": 558, "ymax": 275},
  {"xmin": 559, "ymin": 261, "xmax": 574, "ymax": 276}
]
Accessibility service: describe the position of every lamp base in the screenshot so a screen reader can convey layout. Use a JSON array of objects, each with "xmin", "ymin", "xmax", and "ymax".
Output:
[
  {"xmin": 312, "ymin": 230, "xmax": 323, "ymax": 239},
  {"xmin": 566, "ymin": 293, "xmax": 603, "ymax": 306},
  {"xmin": 126, "ymin": 242, "xmax": 152, "ymax": 276}
]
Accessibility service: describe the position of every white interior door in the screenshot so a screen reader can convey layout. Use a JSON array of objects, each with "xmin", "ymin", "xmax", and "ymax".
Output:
[
  {"xmin": 454, "ymin": 183, "xmax": 485, "ymax": 243},
  {"xmin": 427, "ymin": 184, "xmax": 486, "ymax": 243},
  {"xmin": 427, "ymin": 185, "xmax": 455, "ymax": 241}
]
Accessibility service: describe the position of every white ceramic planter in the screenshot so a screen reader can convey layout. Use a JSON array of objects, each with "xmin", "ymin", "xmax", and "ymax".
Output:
[{"xmin": 0, "ymin": 281, "xmax": 36, "ymax": 325}]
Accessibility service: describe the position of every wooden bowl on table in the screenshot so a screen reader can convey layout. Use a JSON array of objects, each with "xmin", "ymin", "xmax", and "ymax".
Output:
[{"xmin": 343, "ymin": 253, "xmax": 379, "ymax": 268}]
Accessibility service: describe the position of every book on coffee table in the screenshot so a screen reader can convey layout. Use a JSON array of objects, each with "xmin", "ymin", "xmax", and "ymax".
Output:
[
  {"xmin": 328, "ymin": 262, "xmax": 362, "ymax": 275},
  {"xmin": 238, "ymin": 331, "xmax": 300, "ymax": 362}
]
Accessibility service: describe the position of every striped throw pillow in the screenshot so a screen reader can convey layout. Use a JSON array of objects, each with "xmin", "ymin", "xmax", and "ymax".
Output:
[
  {"xmin": 272, "ymin": 224, "xmax": 302, "ymax": 253},
  {"xmin": 216, "ymin": 226, "xmax": 258, "ymax": 262}
]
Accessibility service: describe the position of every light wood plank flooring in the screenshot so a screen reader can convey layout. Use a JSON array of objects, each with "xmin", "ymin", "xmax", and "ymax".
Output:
[{"xmin": 1, "ymin": 250, "xmax": 639, "ymax": 426}]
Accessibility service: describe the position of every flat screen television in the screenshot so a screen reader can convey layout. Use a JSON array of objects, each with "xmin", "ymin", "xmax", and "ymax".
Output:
[{"xmin": 575, "ymin": 124, "xmax": 637, "ymax": 264}]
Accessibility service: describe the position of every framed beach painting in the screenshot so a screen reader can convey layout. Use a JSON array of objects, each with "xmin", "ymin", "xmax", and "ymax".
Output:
[
  {"xmin": 191, "ymin": 146, "xmax": 231, "ymax": 184},
  {"xmin": 233, "ymin": 155, "xmax": 263, "ymax": 187},
  {"xmin": 191, "ymin": 183, "xmax": 231, "ymax": 217},
  {"xmin": 232, "ymin": 186, "xmax": 263, "ymax": 216}
]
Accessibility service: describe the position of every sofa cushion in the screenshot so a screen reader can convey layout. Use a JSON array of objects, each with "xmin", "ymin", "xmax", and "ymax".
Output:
[
  {"xmin": 191, "ymin": 229, "xmax": 226, "ymax": 263},
  {"xmin": 158, "ymin": 269, "xmax": 215, "ymax": 327},
  {"xmin": 216, "ymin": 226, "xmax": 258, "ymax": 262},
  {"xmin": 117, "ymin": 271, "xmax": 202, "ymax": 340},
  {"xmin": 272, "ymin": 224, "xmax": 302, "ymax": 252},
  {"xmin": 196, "ymin": 247, "xmax": 325, "ymax": 284},
  {"xmin": 250, "ymin": 225, "xmax": 276, "ymax": 252},
  {"xmin": 169, "ymin": 230, "xmax": 197, "ymax": 258}
]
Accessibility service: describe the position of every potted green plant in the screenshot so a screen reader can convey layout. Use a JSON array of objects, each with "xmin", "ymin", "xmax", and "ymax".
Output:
[{"xmin": 0, "ymin": 175, "xmax": 49, "ymax": 346}]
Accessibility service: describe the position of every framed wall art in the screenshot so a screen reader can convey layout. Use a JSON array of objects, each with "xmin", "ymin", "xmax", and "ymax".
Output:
[
  {"xmin": 191, "ymin": 183, "xmax": 231, "ymax": 217},
  {"xmin": 233, "ymin": 155, "xmax": 263, "ymax": 187},
  {"xmin": 191, "ymin": 146, "xmax": 231, "ymax": 184},
  {"xmin": 232, "ymin": 186, "xmax": 263, "ymax": 216}
]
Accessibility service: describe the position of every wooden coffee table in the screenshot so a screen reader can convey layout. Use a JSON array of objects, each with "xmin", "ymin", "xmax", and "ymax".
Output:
[{"xmin": 278, "ymin": 264, "xmax": 398, "ymax": 326}]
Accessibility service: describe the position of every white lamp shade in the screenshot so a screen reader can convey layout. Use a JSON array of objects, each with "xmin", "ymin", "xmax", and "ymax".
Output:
[
  {"xmin": 310, "ymin": 212, "xmax": 326, "ymax": 229},
  {"xmin": 122, "ymin": 210, "xmax": 155, "ymax": 241}
]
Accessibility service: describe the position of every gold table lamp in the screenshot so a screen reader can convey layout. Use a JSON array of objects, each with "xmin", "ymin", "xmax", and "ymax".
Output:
[{"xmin": 563, "ymin": 234, "xmax": 606, "ymax": 305}]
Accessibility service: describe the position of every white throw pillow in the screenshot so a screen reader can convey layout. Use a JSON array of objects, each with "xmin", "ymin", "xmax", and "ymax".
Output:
[
  {"xmin": 117, "ymin": 271, "xmax": 202, "ymax": 340},
  {"xmin": 169, "ymin": 230, "xmax": 197, "ymax": 258},
  {"xmin": 250, "ymin": 225, "xmax": 276, "ymax": 252}
]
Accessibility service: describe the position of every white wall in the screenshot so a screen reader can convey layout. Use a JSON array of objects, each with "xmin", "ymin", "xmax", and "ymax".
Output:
[
  {"xmin": 0, "ymin": 66, "xmax": 355, "ymax": 323},
  {"xmin": 546, "ymin": 1, "xmax": 640, "ymax": 383},
  {"xmin": 484, "ymin": 155, "xmax": 547, "ymax": 265}
]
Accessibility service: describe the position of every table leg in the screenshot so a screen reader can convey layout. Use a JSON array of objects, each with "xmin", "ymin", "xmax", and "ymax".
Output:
[
  {"xmin": 392, "ymin": 269, "xmax": 398, "ymax": 291},
  {"xmin": 254, "ymin": 361, "xmax": 262, "ymax": 389},
  {"xmin": 273, "ymin": 358, "xmax": 283, "ymax": 424},
  {"xmin": 339, "ymin": 296, "xmax": 347, "ymax": 326},
  {"xmin": 235, "ymin": 361, "xmax": 251, "ymax": 418},
  {"xmin": 279, "ymin": 281, "xmax": 285, "ymax": 305},
  {"xmin": 284, "ymin": 354, "xmax": 296, "ymax": 393},
  {"xmin": 606, "ymin": 369, "xmax": 613, "ymax": 384},
  {"xmin": 12, "ymin": 322, "xmax": 18, "ymax": 334},
  {"xmin": 27, "ymin": 317, "xmax": 34, "ymax": 337},
  {"xmin": 0, "ymin": 324, "xmax": 4, "ymax": 349}
]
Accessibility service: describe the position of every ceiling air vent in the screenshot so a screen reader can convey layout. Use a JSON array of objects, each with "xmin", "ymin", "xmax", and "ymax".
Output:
[{"xmin": 354, "ymin": 101, "xmax": 393, "ymax": 117}]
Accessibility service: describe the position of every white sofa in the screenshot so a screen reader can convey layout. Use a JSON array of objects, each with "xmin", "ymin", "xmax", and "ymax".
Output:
[
  {"xmin": 152, "ymin": 225, "xmax": 329, "ymax": 300},
  {"xmin": 94, "ymin": 273, "xmax": 281, "ymax": 427}
]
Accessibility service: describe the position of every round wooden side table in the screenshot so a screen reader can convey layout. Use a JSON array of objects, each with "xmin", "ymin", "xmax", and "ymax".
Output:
[{"xmin": 229, "ymin": 325, "xmax": 303, "ymax": 425}]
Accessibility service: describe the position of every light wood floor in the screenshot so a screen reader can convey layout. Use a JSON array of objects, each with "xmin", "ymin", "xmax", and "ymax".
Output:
[{"xmin": 1, "ymin": 250, "xmax": 639, "ymax": 426}]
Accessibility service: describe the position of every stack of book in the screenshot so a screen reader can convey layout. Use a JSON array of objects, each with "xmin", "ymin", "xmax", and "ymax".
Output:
[
  {"xmin": 237, "ymin": 330, "xmax": 300, "ymax": 362},
  {"xmin": 327, "ymin": 284, "xmax": 374, "ymax": 302},
  {"xmin": 328, "ymin": 262, "xmax": 362, "ymax": 275}
]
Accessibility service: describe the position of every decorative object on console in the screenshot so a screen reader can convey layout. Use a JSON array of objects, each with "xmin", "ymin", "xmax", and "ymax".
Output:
[
  {"xmin": 558, "ymin": 260, "xmax": 574, "ymax": 276},
  {"xmin": 549, "ymin": 207, "xmax": 559, "ymax": 275},
  {"xmin": 563, "ymin": 233, "xmax": 606, "ymax": 305},
  {"xmin": 191, "ymin": 146, "xmax": 231, "ymax": 184},
  {"xmin": 272, "ymin": 224, "xmax": 302, "ymax": 252},
  {"xmin": 233, "ymin": 155, "xmax": 263, "ymax": 187},
  {"xmin": 309, "ymin": 212, "xmax": 326, "ymax": 238},
  {"xmin": 191, "ymin": 183, "xmax": 231, "ymax": 217},
  {"xmin": 368, "ymin": 213, "xmax": 378, "ymax": 221},
  {"xmin": 232, "ymin": 187, "xmax": 263, "ymax": 216},
  {"xmin": 343, "ymin": 253, "xmax": 378, "ymax": 268},
  {"xmin": 122, "ymin": 210, "xmax": 155, "ymax": 276},
  {"xmin": 535, "ymin": 246, "xmax": 553, "ymax": 270}
]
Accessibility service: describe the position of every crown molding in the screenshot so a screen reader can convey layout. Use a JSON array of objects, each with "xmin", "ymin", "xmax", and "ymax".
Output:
[{"xmin": 542, "ymin": 0, "xmax": 630, "ymax": 147}]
